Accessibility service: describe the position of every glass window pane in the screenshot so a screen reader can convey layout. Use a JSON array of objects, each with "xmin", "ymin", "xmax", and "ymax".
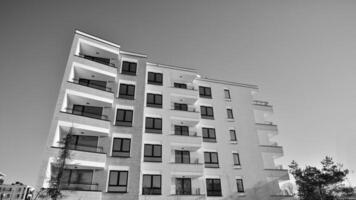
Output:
[
  {"xmin": 156, "ymin": 73, "xmax": 162, "ymax": 82},
  {"xmin": 211, "ymin": 153, "xmax": 218, "ymax": 163},
  {"xmin": 155, "ymin": 119, "xmax": 162, "ymax": 129},
  {"xmin": 207, "ymin": 107, "xmax": 213, "ymax": 116},
  {"xmin": 204, "ymin": 152, "xmax": 210, "ymax": 163},
  {"xmin": 153, "ymin": 145, "xmax": 161, "ymax": 156},
  {"xmin": 201, "ymin": 107, "xmax": 206, "ymax": 115},
  {"xmin": 148, "ymin": 72, "xmax": 154, "ymax": 81},
  {"xmin": 144, "ymin": 144, "xmax": 152, "ymax": 156},
  {"xmin": 143, "ymin": 175, "xmax": 151, "ymax": 187},
  {"xmin": 147, "ymin": 94, "xmax": 154, "ymax": 103},
  {"xmin": 117, "ymin": 110, "xmax": 124, "ymax": 121},
  {"xmin": 109, "ymin": 171, "xmax": 118, "ymax": 185},
  {"xmin": 119, "ymin": 172, "xmax": 128, "ymax": 185},
  {"xmin": 152, "ymin": 176, "xmax": 161, "ymax": 187},
  {"xmin": 156, "ymin": 95, "xmax": 162, "ymax": 104},
  {"xmin": 113, "ymin": 138, "xmax": 122, "ymax": 151},
  {"xmin": 122, "ymin": 139, "xmax": 130, "ymax": 152},
  {"xmin": 125, "ymin": 110, "xmax": 133, "ymax": 122},
  {"xmin": 146, "ymin": 118, "xmax": 153, "ymax": 128},
  {"xmin": 202, "ymin": 128, "xmax": 208, "ymax": 138},
  {"xmin": 128, "ymin": 85, "xmax": 135, "ymax": 95}
]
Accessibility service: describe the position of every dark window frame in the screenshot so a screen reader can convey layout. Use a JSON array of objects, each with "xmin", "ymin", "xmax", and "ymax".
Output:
[
  {"xmin": 146, "ymin": 93, "xmax": 162, "ymax": 108},
  {"xmin": 144, "ymin": 144, "xmax": 162, "ymax": 162},
  {"xmin": 204, "ymin": 152, "xmax": 219, "ymax": 168},
  {"xmin": 78, "ymin": 78, "xmax": 108, "ymax": 92},
  {"xmin": 175, "ymin": 150, "xmax": 190, "ymax": 164},
  {"xmin": 176, "ymin": 178, "xmax": 192, "ymax": 195},
  {"xmin": 112, "ymin": 138, "xmax": 131, "ymax": 157},
  {"xmin": 142, "ymin": 174, "xmax": 162, "ymax": 195},
  {"xmin": 227, "ymin": 109, "xmax": 234, "ymax": 119},
  {"xmin": 236, "ymin": 179, "xmax": 245, "ymax": 193},
  {"xmin": 206, "ymin": 179, "xmax": 222, "ymax": 196},
  {"xmin": 202, "ymin": 128, "xmax": 216, "ymax": 142},
  {"xmin": 108, "ymin": 170, "xmax": 129, "ymax": 193},
  {"xmin": 72, "ymin": 104, "xmax": 104, "ymax": 120},
  {"xmin": 119, "ymin": 84, "xmax": 135, "ymax": 100},
  {"xmin": 233, "ymin": 153, "xmax": 241, "ymax": 166},
  {"xmin": 121, "ymin": 61, "xmax": 137, "ymax": 75},
  {"xmin": 174, "ymin": 103, "xmax": 188, "ymax": 111},
  {"xmin": 200, "ymin": 106, "xmax": 214, "ymax": 119},
  {"xmin": 199, "ymin": 86, "xmax": 212, "ymax": 98},
  {"xmin": 224, "ymin": 89, "xmax": 231, "ymax": 99},
  {"xmin": 145, "ymin": 117, "xmax": 162, "ymax": 134},
  {"xmin": 147, "ymin": 72, "xmax": 163, "ymax": 85},
  {"xmin": 115, "ymin": 109, "xmax": 133, "ymax": 127},
  {"xmin": 230, "ymin": 130, "xmax": 237, "ymax": 141},
  {"xmin": 174, "ymin": 125, "xmax": 189, "ymax": 136},
  {"xmin": 174, "ymin": 82, "xmax": 187, "ymax": 89}
]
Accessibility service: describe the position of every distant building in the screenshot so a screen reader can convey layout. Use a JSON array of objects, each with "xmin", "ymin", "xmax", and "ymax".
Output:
[
  {"xmin": 0, "ymin": 182, "xmax": 34, "ymax": 200},
  {"xmin": 0, "ymin": 173, "xmax": 5, "ymax": 185}
]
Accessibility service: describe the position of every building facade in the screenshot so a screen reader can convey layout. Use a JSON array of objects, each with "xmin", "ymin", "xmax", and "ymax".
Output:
[
  {"xmin": 37, "ymin": 31, "xmax": 290, "ymax": 200},
  {"xmin": 0, "ymin": 182, "xmax": 33, "ymax": 200}
]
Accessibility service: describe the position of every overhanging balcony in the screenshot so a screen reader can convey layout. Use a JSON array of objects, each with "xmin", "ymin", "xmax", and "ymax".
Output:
[
  {"xmin": 253, "ymin": 100, "xmax": 273, "ymax": 112},
  {"xmin": 259, "ymin": 144, "xmax": 284, "ymax": 156},
  {"xmin": 256, "ymin": 122, "xmax": 278, "ymax": 133},
  {"xmin": 264, "ymin": 167, "xmax": 289, "ymax": 181},
  {"xmin": 169, "ymin": 85, "xmax": 198, "ymax": 98},
  {"xmin": 59, "ymin": 190, "xmax": 102, "ymax": 200}
]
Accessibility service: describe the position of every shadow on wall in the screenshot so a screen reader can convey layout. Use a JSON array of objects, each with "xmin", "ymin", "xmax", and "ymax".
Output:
[{"xmin": 222, "ymin": 179, "xmax": 295, "ymax": 200}]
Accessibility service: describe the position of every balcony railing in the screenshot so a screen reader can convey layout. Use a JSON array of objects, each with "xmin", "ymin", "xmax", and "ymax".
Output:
[
  {"xmin": 171, "ymin": 131, "xmax": 198, "ymax": 137},
  {"xmin": 171, "ymin": 159, "xmax": 203, "ymax": 165},
  {"xmin": 60, "ymin": 182, "xmax": 99, "ymax": 191},
  {"xmin": 68, "ymin": 79, "xmax": 113, "ymax": 93},
  {"xmin": 61, "ymin": 108, "xmax": 109, "ymax": 121},
  {"xmin": 253, "ymin": 100, "xmax": 271, "ymax": 106},
  {"xmin": 170, "ymin": 86, "xmax": 197, "ymax": 91},
  {"xmin": 171, "ymin": 107, "xmax": 199, "ymax": 113},
  {"xmin": 68, "ymin": 144, "xmax": 104, "ymax": 154},
  {"xmin": 174, "ymin": 188, "xmax": 203, "ymax": 195},
  {"xmin": 77, "ymin": 53, "xmax": 116, "ymax": 68}
]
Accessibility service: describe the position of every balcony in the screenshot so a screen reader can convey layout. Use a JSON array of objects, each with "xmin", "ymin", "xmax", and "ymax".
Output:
[
  {"xmin": 169, "ymin": 85, "xmax": 198, "ymax": 98},
  {"xmin": 61, "ymin": 107, "xmax": 109, "ymax": 121},
  {"xmin": 68, "ymin": 79, "xmax": 113, "ymax": 93},
  {"xmin": 169, "ymin": 162, "xmax": 204, "ymax": 177},
  {"xmin": 168, "ymin": 134, "xmax": 202, "ymax": 150},
  {"xmin": 259, "ymin": 144, "xmax": 284, "ymax": 156},
  {"xmin": 51, "ymin": 147, "xmax": 106, "ymax": 169},
  {"xmin": 264, "ymin": 167, "xmax": 289, "ymax": 181},
  {"xmin": 256, "ymin": 122, "xmax": 278, "ymax": 133},
  {"xmin": 76, "ymin": 41, "xmax": 118, "ymax": 68},
  {"xmin": 253, "ymin": 100, "xmax": 273, "ymax": 112},
  {"xmin": 60, "ymin": 183, "xmax": 99, "ymax": 192}
]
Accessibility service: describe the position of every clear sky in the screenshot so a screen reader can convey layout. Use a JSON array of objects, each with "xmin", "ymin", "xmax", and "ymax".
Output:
[{"xmin": 1, "ymin": 0, "xmax": 356, "ymax": 186}]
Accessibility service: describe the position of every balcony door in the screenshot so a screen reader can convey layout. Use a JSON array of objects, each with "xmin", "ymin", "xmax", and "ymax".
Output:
[
  {"xmin": 68, "ymin": 135, "xmax": 99, "ymax": 153},
  {"xmin": 60, "ymin": 169, "xmax": 94, "ymax": 190},
  {"xmin": 72, "ymin": 105, "xmax": 103, "ymax": 119},
  {"xmin": 175, "ymin": 150, "xmax": 190, "ymax": 164},
  {"xmin": 176, "ymin": 178, "xmax": 191, "ymax": 195}
]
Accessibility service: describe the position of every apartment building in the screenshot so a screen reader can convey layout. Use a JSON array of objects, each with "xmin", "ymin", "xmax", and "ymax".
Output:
[
  {"xmin": 0, "ymin": 182, "xmax": 34, "ymax": 200},
  {"xmin": 37, "ymin": 30, "xmax": 290, "ymax": 200}
]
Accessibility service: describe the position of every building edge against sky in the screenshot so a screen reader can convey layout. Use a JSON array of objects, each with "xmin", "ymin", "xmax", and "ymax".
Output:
[{"xmin": 36, "ymin": 30, "xmax": 291, "ymax": 200}]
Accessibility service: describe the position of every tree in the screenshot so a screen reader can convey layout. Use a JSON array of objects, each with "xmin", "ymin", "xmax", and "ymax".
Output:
[{"xmin": 289, "ymin": 156, "xmax": 354, "ymax": 200}]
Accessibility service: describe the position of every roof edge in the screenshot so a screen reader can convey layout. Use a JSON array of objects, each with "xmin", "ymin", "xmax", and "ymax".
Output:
[
  {"xmin": 198, "ymin": 77, "xmax": 259, "ymax": 89},
  {"xmin": 147, "ymin": 62, "xmax": 197, "ymax": 73},
  {"xmin": 75, "ymin": 30, "xmax": 121, "ymax": 49}
]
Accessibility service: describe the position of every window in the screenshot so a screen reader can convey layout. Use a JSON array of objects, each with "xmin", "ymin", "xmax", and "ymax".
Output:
[
  {"xmin": 68, "ymin": 135, "xmax": 99, "ymax": 153},
  {"xmin": 176, "ymin": 178, "xmax": 191, "ymax": 195},
  {"xmin": 145, "ymin": 117, "xmax": 162, "ymax": 133},
  {"xmin": 60, "ymin": 169, "xmax": 93, "ymax": 190},
  {"xmin": 72, "ymin": 105, "xmax": 103, "ymax": 120},
  {"xmin": 175, "ymin": 150, "xmax": 190, "ymax": 164},
  {"xmin": 206, "ymin": 179, "xmax": 222, "ymax": 196},
  {"xmin": 202, "ymin": 128, "xmax": 216, "ymax": 142},
  {"xmin": 147, "ymin": 72, "xmax": 163, "ymax": 85},
  {"xmin": 146, "ymin": 93, "xmax": 162, "ymax": 108},
  {"xmin": 174, "ymin": 103, "xmax": 188, "ymax": 111},
  {"xmin": 199, "ymin": 86, "xmax": 212, "ymax": 98},
  {"xmin": 108, "ymin": 171, "xmax": 128, "ymax": 193},
  {"xmin": 233, "ymin": 153, "xmax": 241, "ymax": 166},
  {"xmin": 200, "ymin": 106, "xmax": 214, "ymax": 119},
  {"xmin": 174, "ymin": 125, "xmax": 189, "ymax": 136},
  {"xmin": 121, "ymin": 61, "xmax": 137, "ymax": 75},
  {"xmin": 227, "ymin": 109, "xmax": 234, "ymax": 119},
  {"xmin": 224, "ymin": 89, "xmax": 231, "ymax": 99},
  {"xmin": 142, "ymin": 175, "xmax": 161, "ymax": 195},
  {"xmin": 112, "ymin": 138, "xmax": 131, "ymax": 157},
  {"xmin": 174, "ymin": 82, "xmax": 187, "ymax": 89},
  {"xmin": 78, "ymin": 78, "xmax": 108, "ymax": 91},
  {"xmin": 204, "ymin": 152, "xmax": 219, "ymax": 168},
  {"xmin": 115, "ymin": 109, "xmax": 133, "ymax": 127},
  {"xmin": 236, "ymin": 179, "xmax": 244, "ymax": 193},
  {"xmin": 119, "ymin": 84, "xmax": 135, "ymax": 100},
  {"xmin": 230, "ymin": 130, "xmax": 237, "ymax": 141},
  {"xmin": 144, "ymin": 144, "xmax": 162, "ymax": 162}
]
